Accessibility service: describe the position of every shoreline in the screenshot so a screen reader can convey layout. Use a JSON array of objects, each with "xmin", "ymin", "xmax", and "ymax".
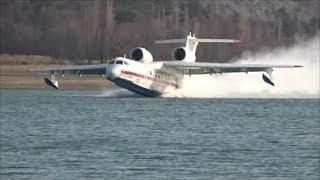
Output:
[{"xmin": 0, "ymin": 65, "xmax": 116, "ymax": 90}]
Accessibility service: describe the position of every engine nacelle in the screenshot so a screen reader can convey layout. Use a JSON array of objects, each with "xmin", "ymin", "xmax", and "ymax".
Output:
[
  {"xmin": 172, "ymin": 46, "xmax": 196, "ymax": 61},
  {"xmin": 173, "ymin": 47, "xmax": 186, "ymax": 61},
  {"xmin": 44, "ymin": 77, "xmax": 58, "ymax": 89},
  {"xmin": 130, "ymin": 47, "xmax": 153, "ymax": 63}
]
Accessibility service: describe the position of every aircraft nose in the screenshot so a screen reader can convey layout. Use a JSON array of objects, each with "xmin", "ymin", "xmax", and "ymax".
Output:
[{"xmin": 106, "ymin": 65, "xmax": 121, "ymax": 80}]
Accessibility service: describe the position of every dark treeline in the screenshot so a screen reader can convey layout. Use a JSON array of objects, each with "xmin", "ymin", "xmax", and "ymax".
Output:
[{"xmin": 0, "ymin": 0, "xmax": 319, "ymax": 63}]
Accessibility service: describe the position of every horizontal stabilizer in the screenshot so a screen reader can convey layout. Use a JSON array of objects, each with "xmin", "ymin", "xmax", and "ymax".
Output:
[
  {"xmin": 198, "ymin": 39, "xmax": 242, "ymax": 43},
  {"xmin": 155, "ymin": 38, "xmax": 242, "ymax": 44},
  {"xmin": 155, "ymin": 39, "xmax": 186, "ymax": 44}
]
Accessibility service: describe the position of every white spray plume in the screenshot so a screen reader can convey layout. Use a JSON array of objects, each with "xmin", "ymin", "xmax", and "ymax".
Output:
[
  {"xmin": 171, "ymin": 34, "xmax": 319, "ymax": 98},
  {"xmin": 96, "ymin": 89, "xmax": 140, "ymax": 98}
]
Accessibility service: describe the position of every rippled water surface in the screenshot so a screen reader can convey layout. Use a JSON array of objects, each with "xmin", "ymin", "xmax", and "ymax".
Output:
[{"xmin": 1, "ymin": 90, "xmax": 319, "ymax": 179}]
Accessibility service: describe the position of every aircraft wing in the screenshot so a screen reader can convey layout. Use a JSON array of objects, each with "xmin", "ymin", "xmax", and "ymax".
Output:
[
  {"xmin": 30, "ymin": 64, "xmax": 109, "ymax": 89},
  {"xmin": 164, "ymin": 61, "xmax": 302, "ymax": 74},
  {"xmin": 30, "ymin": 64, "xmax": 109, "ymax": 75}
]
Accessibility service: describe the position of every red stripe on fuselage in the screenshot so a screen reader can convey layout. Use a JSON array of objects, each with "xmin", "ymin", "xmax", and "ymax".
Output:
[{"xmin": 121, "ymin": 70, "xmax": 178, "ymax": 88}]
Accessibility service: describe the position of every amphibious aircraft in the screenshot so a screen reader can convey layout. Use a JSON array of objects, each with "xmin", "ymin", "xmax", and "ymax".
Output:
[{"xmin": 33, "ymin": 33, "xmax": 302, "ymax": 97}]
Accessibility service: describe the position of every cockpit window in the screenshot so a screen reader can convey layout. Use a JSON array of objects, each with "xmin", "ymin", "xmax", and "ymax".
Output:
[
  {"xmin": 116, "ymin": 60, "xmax": 123, "ymax": 64},
  {"xmin": 109, "ymin": 59, "xmax": 129, "ymax": 65}
]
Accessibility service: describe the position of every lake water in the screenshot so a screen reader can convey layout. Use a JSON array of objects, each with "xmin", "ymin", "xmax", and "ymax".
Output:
[{"xmin": 0, "ymin": 90, "xmax": 319, "ymax": 179}]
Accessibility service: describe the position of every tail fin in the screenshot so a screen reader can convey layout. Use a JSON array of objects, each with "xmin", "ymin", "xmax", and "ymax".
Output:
[{"xmin": 155, "ymin": 33, "xmax": 242, "ymax": 62}]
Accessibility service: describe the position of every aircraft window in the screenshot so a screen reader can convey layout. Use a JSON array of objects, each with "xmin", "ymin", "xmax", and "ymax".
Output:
[
  {"xmin": 109, "ymin": 60, "xmax": 115, "ymax": 64},
  {"xmin": 124, "ymin": 61, "xmax": 129, "ymax": 65},
  {"xmin": 116, "ymin": 60, "xmax": 123, "ymax": 64}
]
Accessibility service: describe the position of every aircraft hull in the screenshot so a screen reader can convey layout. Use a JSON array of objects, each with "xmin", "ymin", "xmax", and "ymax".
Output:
[{"xmin": 113, "ymin": 78, "xmax": 162, "ymax": 97}]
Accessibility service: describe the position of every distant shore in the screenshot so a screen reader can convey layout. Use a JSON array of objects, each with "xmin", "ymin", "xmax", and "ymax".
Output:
[{"xmin": 0, "ymin": 54, "xmax": 115, "ymax": 90}]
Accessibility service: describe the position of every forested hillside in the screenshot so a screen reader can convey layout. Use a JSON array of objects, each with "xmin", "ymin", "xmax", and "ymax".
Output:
[{"xmin": 1, "ymin": 0, "xmax": 319, "ymax": 63}]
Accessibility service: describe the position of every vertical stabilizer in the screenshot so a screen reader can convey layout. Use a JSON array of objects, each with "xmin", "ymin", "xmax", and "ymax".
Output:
[
  {"xmin": 184, "ymin": 33, "xmax": 199, "ymax": 62},
  {"xmin": 155, "ymin": 33, "xmax": 241, "ymax": 62}
]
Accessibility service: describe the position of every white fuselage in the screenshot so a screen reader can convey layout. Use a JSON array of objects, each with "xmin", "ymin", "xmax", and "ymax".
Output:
[{"xmin": 106, "ymin": 57, "xmax": 181, "ymax": 97}]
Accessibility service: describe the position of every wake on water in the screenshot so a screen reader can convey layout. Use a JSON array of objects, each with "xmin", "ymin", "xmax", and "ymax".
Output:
[
  {"xmin": 95, "ymin": 89, "xmax": 141, "ymax": 98},
  {"xmin": 170, "ymin": 34, "xmax": 320, "ymax": 98},
  {"xmin": 100, "ymin": 34, "xmax": 319, "ymax": 98}
]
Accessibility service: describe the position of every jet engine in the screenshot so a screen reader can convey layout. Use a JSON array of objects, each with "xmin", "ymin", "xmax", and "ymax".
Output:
[
  {"xmin": 172, "ymin": 47, "xmax": 187, "ymax": 61},
  {"xmin": 130, "ymin": 47, "xmax": 153, "ymax": 63}
]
